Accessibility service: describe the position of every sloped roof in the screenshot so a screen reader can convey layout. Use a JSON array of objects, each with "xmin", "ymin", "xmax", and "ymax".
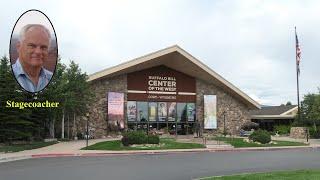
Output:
[
  {"xmin": 250, "ymin": 105, "xmax": 298, "ymax": 120},
  {"xmin": 88, "ymin": 45, "xmax": 260, "ymax": 109},
  {"xmin": 250, "ymin": 105, "xmax": 297, "ymax": 115}
]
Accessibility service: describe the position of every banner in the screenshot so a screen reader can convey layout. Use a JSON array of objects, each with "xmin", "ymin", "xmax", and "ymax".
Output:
[
  {"xmin": 158, "ymin": 102, "xmax": 167, "ymax": 121},
  {"xmin": 187, "ymin": 103, "xmax": 195, "ymax": 121},
  {"xmin": 127, "ymin": 101, "xmax": 136, "ymax": 121},
  {"xmin": 108, "ymin": 92, "xmax": 124, "ymax": 129},
  {"xmin": 204, "ymin": 95, "xmax": 217, "ymax": 129}
]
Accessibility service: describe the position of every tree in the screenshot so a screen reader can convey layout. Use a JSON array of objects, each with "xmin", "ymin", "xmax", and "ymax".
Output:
[
  {"xmin": 294, "ymin": 91, "xmax": 320, "ymax": 127},
  {"xmin": 0, "ymin": 56, "xmax": 33, "ymax": 143},
  {"xmin": 286, "ymin": 101, "xmax": 292, "ymax": 106}
]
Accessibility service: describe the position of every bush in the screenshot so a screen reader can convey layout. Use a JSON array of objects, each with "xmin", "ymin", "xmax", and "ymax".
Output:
[
  {"xmin": 249, "ymin": 130, "xmax": 271, "ymax": 144},
  {"xmin": 121, "ymin": 131, "xmax": 160, "ymax": 146},
  {"xmin": 274, "ymin": 125, "xmax": 291, "ymax": 135},
  {"xmin": 121, "ymin": 136, "xmax": 130, "ymax": 146},
  {"xmin": 241, "ymin": 122, "xmax": 259, "ymax": 131},
  {"xmin": 148, "ymin": 134, "xmax": 160, "ymax": 144},
  {"xmin": 309, "ymin": 126, "xmax": 320, "ymax": 139}
]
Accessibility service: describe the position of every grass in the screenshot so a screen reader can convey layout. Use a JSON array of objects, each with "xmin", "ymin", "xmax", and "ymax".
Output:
[
  {"xmin": 212, "ymin": 137, "xmax": 307, "ymax": 148},
  {"xmin": 0, "ymin": 141, "xmax": 58, "ymax": 153},
  {"xmin": 82, "ymin": 138, "xmax": 205, "ymax": 150},
  {"xmin": 200, "ymin": 169, "xmax": 320, "ymax": 180}
]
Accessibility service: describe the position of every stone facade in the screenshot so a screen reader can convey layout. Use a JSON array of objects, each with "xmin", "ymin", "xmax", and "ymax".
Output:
[
  {"xmin": 196, "ymin": 79, "xmax": 251, "ymax": 135},
  {"xmin": 89, "ymin": 74, "xmax": 251, "ymax": 137},
  {"xmin": 290, "ymin": 127, "xmax": 308, "ymax": 139},
  {"xmin": 89, "ymin": 74, "xmax": 127, "ymax": 137}
]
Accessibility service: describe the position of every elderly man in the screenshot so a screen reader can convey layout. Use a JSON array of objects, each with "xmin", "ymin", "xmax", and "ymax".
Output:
[{"xmin": 12, "ymin": 24, "xmax": 53, "ymax": 92}]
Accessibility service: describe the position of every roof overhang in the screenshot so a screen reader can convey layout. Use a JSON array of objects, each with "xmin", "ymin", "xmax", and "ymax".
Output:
[{"xmin": 88, "ymin": 45, "xmax": 261, "ymax": 110}]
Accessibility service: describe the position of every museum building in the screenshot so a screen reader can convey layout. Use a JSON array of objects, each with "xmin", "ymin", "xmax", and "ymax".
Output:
[{"xmin": 87, "ymin": 45, "xmax": 260, "ymax": 137}]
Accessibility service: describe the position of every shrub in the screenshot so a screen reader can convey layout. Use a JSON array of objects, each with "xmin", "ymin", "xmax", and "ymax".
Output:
[
  {"xmin": 121, "ymin": 136, "xmax": 130, "ymax": 146},
  {"xmin": 241, "ymin": 122, "xmax": 259, "ymax": 131},
  {"xmin": 148, "ymin": 134, "xmax": 160, "ymax": 144},
  {"xmin": 309, "ymin": 126, "xmax": 320, "ymax": 139},
  {"xmin": 274, "ymin": 125, "xmax": 291, "ymax": 135},
  {"xmin": 121, "ymin": 131, "xmax": 160, "ymax": 146},
  {"xmin": 249, "ymin": 130, "xmax": 271, "ymax": 144}
]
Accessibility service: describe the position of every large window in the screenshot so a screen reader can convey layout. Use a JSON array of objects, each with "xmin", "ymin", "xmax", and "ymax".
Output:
[
  {"xmin": 177, "ymin": 103, "xmax": 187, "ymax": 122},
  {"xmin": 126, "ymin": 101, "xmax": 196, "ymax": 135},
  {"xmin": 137, "ymin": 102, "xmax": 148, "ymax": 122}
]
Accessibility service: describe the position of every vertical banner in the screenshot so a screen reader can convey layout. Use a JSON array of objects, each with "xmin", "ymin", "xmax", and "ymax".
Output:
[
  {"xmin": 108, "ymin": 92, "xmax": 124, "ymax": 129},
  {"xmin": 158, "ymin": 102, "xmax": 167, "ymax": 121},
  {"xmin": 204, "ymin": 95, "xmax": 217, "ymax": 129},
  {"xmin": 127, "ymin": 101, "xmax": 137, "ymax": 121},
  {"xmin": 187, "ymin": 103, "xmax": 195, "ymax": 121},
  {"xmin": 168, "ymin": 102, "xmax": 176, "ymax": 121}
]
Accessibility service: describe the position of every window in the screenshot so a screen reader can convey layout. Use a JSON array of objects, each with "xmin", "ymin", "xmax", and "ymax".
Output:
[
  {"xmin": 177, "ymin": 103, "xmax": 187, "ymax": 122},
  {"xmin": 137, "ymin": 102, "xmax": 148, "ymax": 122}
]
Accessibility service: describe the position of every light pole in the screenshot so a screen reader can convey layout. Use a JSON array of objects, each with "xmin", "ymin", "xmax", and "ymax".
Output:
[
  {"xmin": 86, "ymin": 113, "xmax": 89, "ymax": 148},
  {"xmin": 223, "ymin": 111, "xmax": 226, "ymax": 137}
]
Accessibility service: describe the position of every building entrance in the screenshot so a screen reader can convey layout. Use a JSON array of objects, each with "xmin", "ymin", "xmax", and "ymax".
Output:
[{"xmin": 127, "ymin": 101, "xmax": 196, "ymax": 135}]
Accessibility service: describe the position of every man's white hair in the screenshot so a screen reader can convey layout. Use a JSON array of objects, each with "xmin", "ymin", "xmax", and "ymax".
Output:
[{"xmin": 19, "ymin": 24, "xmax": 51, "ymax": 43}]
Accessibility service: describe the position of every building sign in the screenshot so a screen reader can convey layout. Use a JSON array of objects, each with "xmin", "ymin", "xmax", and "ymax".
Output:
[
  {"xmin": 204, "ymin": 95, "xmax": 217, "ymax": 129},
  {"xmin": 127, "ymin": 65, "xmax": 196, "ymax": 102},
  {"xmin": 107, "ymin": 92, "xmax": 124, "ymax": 129}
]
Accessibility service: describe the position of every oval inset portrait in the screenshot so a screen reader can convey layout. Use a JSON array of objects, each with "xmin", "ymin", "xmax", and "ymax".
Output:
[{"xmin": 10, "ymin": 9, "xmax": 58, "ymax": 93}]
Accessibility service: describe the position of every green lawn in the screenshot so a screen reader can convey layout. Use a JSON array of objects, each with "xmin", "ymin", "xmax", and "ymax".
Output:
[
  {"xmin": 82, "ymin": 138, "xmax": 205, "ymax": 150},
  {"xmin": 200, "ymin": 169, "xmax": 320, "ymax": 180},
  {"xmin": 212, "ymin": 137, "xmax": 307, "ymax": 148},
  {"xmin": 0, "ymin": 141, "xmax": 58, "ymax": 153}
]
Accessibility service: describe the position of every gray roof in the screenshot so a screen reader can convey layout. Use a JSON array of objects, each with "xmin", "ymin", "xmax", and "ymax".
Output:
[{"xmin": 250, "ymin": 105, "xmax": 297, "ymax": 116}]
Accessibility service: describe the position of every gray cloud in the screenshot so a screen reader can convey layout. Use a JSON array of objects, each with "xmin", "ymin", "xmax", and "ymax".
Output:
[{"xmin": 0, "ymin": 0, "xmax": 319, "ymax": 106}]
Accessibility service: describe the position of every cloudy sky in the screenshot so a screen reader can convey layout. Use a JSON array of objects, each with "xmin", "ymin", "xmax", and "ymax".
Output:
[{"xmin": 1, "ymin": 0, "xmax": 319, "ymax": 106}]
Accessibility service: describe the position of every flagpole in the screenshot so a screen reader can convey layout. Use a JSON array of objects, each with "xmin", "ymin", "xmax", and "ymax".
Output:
[{"xmin": 295, "ymin": 27, "xmax": 301, "ymax": 122}]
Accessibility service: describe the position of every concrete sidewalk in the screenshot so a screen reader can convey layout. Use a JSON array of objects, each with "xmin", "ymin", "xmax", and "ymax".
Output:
[{"xmin": 1, "ymin": 137, "xmax": 320, "ymax": 164}]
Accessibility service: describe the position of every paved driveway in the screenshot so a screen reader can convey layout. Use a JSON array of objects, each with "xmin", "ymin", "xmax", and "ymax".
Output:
[{"xmin": 1, "ymin": 148, "xmax": 320, "ymax": 180}]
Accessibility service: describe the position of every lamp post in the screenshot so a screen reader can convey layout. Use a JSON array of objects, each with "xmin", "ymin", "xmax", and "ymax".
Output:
[
  {"xmin": 86, "ymin": 113, "xmax": 89, "ymax": 148},
  {"xmin": 223, "ymin": 111, "xmax": 226, "ymax": 137}
]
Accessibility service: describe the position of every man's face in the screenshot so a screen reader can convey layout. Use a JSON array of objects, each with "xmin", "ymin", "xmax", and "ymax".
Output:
[{"xmin": 17, "ymin": 26, "xmax": 50, "ymax": 68}]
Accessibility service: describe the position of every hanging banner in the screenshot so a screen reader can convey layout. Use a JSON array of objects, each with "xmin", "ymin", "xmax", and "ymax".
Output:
[
  {"xmin": 158, "ymin": 102, "xmax": 167, "ymax": 121},
  {"xmin": 108, "ymin": 92, "xmax": 124, "ymax": 129},
  {"xmin": 187, "ymin": 103, "xmax": 195, "ymax": 122},
  {"xmin": 204, "ymin": 95, "xmax": 217, "ymax": 129},
  {"xmin": 127, "ymin": 101, "xmax": 137, "ymax": 121}
]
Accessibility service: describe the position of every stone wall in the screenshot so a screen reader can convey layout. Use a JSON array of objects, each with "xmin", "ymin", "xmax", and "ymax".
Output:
[
  {"xmin": 196, "ymin": 79, "xmax": 251, "ymax": 135},
  {"xmin": 88, "ymin": 75, "xmax": 127, "ymax": 137},
  {"xmin": 290, "ymin": 127, "xmax": 308, "ymax": 139},
  {"xmin": 88, "ymin": 75, "xmax": 252, "ymax": 137}
]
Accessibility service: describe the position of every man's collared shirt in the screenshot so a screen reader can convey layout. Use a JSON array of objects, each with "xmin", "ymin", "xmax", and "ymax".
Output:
[{"xmin": 12, "ymin": 59, "xmax": 53, "ymax": 92}]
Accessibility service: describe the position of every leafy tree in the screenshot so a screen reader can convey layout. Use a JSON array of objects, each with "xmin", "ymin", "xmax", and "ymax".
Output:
[{"xmin": 294, "ymin": 91, "xmax": 320, "ymax": 128}]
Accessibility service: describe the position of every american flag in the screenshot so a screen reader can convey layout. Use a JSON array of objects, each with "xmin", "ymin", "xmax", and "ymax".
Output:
[{"xmin": 295, "ymin": 28, "xmax": 301, "ymax": 74}]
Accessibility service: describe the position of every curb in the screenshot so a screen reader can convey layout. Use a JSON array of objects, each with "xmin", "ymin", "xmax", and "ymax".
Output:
[
  {"xmin": 0, "ymin": 155, "xmax": 32, "ymax": 163},
  {"xmin": 27, "ymin": 145, "xmax": 320, "ymax": 158},
  {"xmin": 1, "ymin": 145, "xmax": 319, "ymax": 163}
]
